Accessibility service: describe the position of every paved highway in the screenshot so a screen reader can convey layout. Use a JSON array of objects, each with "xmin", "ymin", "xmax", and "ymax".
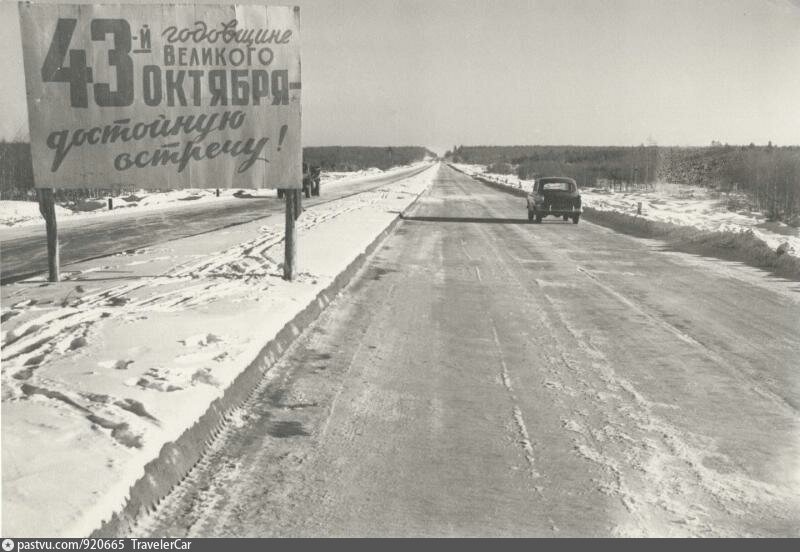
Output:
[
  {"xmin": 132, "ymin": 164, "xmax": 799, "ymax": 537},
  {"xmin": 0, "ymin": 164, "xmax": 431, "ymax": 284}
]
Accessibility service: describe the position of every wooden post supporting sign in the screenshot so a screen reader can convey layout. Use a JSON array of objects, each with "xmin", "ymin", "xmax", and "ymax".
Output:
[
  {"xmin": 37, "ymin": 188, "xmax": 60, "ymax": 282},
  {"xmin": 284, "ymin": 189, "xmax": 297, "ymax": 281},
  {"xmin": 294, "ymin": 187, "xmax": 302, "ymax": 220}
]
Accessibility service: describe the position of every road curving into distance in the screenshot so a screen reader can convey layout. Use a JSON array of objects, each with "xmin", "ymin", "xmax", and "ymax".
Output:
[{"xmin": 131, "ymin": 163, "xmax": 800, "ymax": 537}]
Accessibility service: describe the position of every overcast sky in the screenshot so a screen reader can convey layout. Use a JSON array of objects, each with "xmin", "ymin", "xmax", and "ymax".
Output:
[{"xmin": 1, "ymin": 0, "xmax": 798, "ymax": 153}]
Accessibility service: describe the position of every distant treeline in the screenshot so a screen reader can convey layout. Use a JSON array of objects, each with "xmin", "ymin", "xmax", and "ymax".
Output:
[
  {"xmin": 0, "ymin": 143, "xmax": 435, "ymax": 200},
  {"xmin": 0, "ymin": 143, "xmax": 36, "ymax": 201},
  {"xmin": 446, "ymin": 144, "xmax": 800, "ymax": 222},
  {"xmin": 302, "ymin": 146, "xmax": 435, "ymax": 171}
]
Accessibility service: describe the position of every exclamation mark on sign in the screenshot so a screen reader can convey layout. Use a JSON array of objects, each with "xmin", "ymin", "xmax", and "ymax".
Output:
[{"xmin": 277, "ymin": 125, "xmax": 288, "ymax": 151}]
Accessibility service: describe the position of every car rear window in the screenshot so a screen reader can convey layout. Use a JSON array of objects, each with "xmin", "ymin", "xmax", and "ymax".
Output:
[{"xmin": 541, "ymin": 182, "xmax": 571, "ymax": 191}]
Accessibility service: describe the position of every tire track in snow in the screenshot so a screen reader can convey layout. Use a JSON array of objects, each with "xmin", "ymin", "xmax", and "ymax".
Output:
[
  {"xmin": 575, "ymin": 265, "xmax": 797, "ymax": 417},
  {"xmin": 490, "ymin": 219, "xmax": 800, "ymax": 536},
  {"xmin": 441, "ymin": 182, "xmax": 797, "ymax": 535},
  {"xmin": 490, "ymin": 315, "xmax": 540, "ymax": 480}
]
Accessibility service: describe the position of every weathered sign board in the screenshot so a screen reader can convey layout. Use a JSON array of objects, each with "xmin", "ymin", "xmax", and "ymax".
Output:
[{"xmin": 18, "ymin": 1, "xmax": 301, "ymax": 189}]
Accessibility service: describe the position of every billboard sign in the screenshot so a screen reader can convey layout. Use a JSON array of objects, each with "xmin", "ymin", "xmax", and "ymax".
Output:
[{"xmin": 18, "ymin": 1, "xmax": 301, "ymax": 189}]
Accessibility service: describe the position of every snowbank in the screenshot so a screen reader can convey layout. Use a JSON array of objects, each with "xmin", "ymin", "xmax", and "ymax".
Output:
[
  {"xmin": 450, "ymin": 163, "xmax": 800, "ymax": 256},
  {"xmin": 1, "ymin": 163, "xmax": 437, "ymax": 536},
  {"xmin": 0, "ymin": 200, "xmax": 74, "ymax": 226}
]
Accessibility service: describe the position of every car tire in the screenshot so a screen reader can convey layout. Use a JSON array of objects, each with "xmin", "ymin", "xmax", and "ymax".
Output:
[
  {"xmin": 563, "ymin": 215, "xmax": 569, "ymax": 221},
  {"xmin": 535, "ymin": 214, "xmax": 543, "ymax": 224},
  {"xmin": 572, "ymin": 215, "xmax": 580, "ymax": 224}
]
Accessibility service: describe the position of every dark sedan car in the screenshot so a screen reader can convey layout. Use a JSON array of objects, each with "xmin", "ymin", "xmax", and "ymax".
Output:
[{"xmin": 526, "ymin": 177, "xmax": 582, "ymax": 224}]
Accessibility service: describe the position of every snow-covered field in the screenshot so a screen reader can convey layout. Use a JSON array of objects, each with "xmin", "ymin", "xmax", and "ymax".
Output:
[
  {"xmin": 0, "ymin": 166, "xmax": 406, "ymax": 228},
  {"xmin": 0, "ymin": 163, "xmax": 437, "ymax": 536},
  {"xmin": 451, "ymin": 163, "xmax": 800, "ymax": 256}
]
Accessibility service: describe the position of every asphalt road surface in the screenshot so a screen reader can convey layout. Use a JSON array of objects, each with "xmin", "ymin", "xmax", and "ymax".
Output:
[
  {"xmin": 0, "ymin": 164, "xmax": 431, "ymax": 284},
  {"xmin": 132, "ymin": 164, "xmax": 800, "ymax": 537}
]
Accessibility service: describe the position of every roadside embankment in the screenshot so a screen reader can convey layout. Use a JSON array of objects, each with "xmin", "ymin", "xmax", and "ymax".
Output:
[{"xmin": 581, "ymin": 207, "xmax": 800, "ymax": 281}]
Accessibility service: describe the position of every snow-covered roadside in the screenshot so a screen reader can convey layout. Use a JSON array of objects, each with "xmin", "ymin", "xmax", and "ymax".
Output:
[
  {"xmin": 0, "ymin": 164, "xmax": 422, "ymax": 229},
  {"xmin": 0, "ymin": 163, "xmax": 437, "ymax": 537},
  {"xmin": 450, "ymin": 163, "xmax": 800, "ymax": 256},
  {"xmin": 0, "ymin": 201, "xmax": 76, "ymax": 227}
]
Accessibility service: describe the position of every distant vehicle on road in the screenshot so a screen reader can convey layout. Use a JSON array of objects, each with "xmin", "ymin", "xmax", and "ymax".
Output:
[
  {"xmin": 278, "ymin": 164, "xmax": 322, "ymax": 199},
  {"xmin": 527, "ymin": 177, "xmax": 582, "ymax": 224},
  {"xmin": 305, "ymin": 164, "xmax": 322, "ymax": 197}
]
